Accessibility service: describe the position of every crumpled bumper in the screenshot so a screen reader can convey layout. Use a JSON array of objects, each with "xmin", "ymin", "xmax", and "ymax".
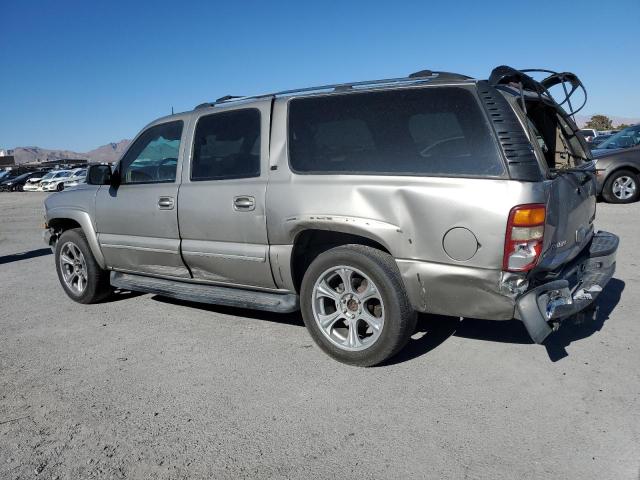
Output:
[{"xmin": 515, "ymin": 231, "xmax": 619, "ymax": 344}]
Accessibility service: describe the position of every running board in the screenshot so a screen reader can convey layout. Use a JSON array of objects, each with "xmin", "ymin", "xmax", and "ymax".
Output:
[{"xmin": 110, "ymin": 272, "xmax": 299, "ymax": 313}]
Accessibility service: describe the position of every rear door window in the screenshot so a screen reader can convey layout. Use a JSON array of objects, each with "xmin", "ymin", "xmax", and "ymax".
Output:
[
  {"xmin": 288, "ymin": 87, "xmax": 504, "ymax": 177},
  {"xmin": 191, "ymin": 109, "xmax": 261, "ymax": 181}
]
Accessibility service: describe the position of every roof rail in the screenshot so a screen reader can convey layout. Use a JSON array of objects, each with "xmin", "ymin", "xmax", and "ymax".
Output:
[{"xmin": 193, "ymin": 69, "xmax": 473, "ymax": 110}]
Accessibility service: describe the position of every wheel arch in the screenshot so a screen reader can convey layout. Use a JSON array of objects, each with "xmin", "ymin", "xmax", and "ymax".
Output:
[
  {"xmin": 47, "ymin": 209, "xmax": 106, "ymax": 268},
  {"xmin": 603, "ymin": 164, "xmax": 640, "ymax": 183},
  {"xmin": 289, "ymin": 228, "xmax": 392, "ymax": 293}
]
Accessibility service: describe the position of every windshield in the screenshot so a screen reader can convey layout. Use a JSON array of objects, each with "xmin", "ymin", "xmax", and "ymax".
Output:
[
  {"xmin": 54, "ymin": 171, "xmax": 72, "ymax": 178},
  {"xmin": 595, "ymin": 125, "xmax": 640, "ymax": 150},
  {"xmin": 40, "ymin": 172, "xmax": 55, "ymax": 180},
  {"xmin": 13, "ymin": 173, "xmax": 32, "ymax": 181}
]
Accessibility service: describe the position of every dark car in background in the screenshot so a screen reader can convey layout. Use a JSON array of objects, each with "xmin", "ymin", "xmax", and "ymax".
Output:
[
  {"xmin": 589, "ymin": 134, "xmax": 612, "ymax": 149},
  {"xmin": 592, "ymin": 125, "xmax": 640, "ymax": 203},
  {"xmin": 0, "ymin": 171, "xmax": 47, "ymax": 192}
]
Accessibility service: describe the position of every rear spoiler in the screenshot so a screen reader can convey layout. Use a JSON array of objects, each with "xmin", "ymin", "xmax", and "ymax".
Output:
[{"xmin": 488, "ymin": 66, "xmax": 587, "ymax": 116}]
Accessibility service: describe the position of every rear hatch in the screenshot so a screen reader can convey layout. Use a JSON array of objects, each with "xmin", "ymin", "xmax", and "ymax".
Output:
[
  {"xmin": 487, "ymin": 66, "xmax": 596, "ymax": 273},
  {"xmin": 523, "ymin": 100, "xmax": 596, "ymax": 271}
]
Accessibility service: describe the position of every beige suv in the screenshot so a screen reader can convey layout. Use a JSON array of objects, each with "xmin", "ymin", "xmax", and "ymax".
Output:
[{"xmin": 43, "ymin": 66, "xmax": 618, "ymax": 366}]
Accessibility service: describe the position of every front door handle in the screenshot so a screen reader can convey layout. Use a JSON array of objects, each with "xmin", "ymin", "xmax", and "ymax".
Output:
[
  {"xmin": 158, "ymin": 196, "xmax": 175, "ymax": 210},
  {"xmin": 233, "ymin": 196, "xmax": 255, "ymax": 211}
]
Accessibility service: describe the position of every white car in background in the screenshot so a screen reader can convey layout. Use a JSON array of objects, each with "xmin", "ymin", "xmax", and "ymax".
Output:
[
  {"xmin": 62, "ymin": 168, "xmax": 87, "ymax": 189},
  {"xmin": 22, "ymin": 171, "xmax": 51, "ymax": 191},
  {"xmin": 39, "ymin": 170, "xmax": 73, "ymax": 192}
]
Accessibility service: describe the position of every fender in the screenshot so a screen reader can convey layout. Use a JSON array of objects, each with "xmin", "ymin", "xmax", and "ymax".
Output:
[
  {"xmin": 47, "ymin": 207, "xmax": 107, "ymax": 269},
  {"xmin": 283, "ymin": 215, "xmax": 402, "ymax": 255}
]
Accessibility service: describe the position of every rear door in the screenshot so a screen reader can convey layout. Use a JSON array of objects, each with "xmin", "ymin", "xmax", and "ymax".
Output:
[
  {"xmin": 95, "ymin": 119, "xmax": 190, "ymax": 278},
  {"xmin": 177, "ymin": 100, "xmax": 276, "ymax": 288}
]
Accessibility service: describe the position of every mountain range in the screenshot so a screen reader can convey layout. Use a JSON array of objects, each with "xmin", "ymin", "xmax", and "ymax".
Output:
[
  {"xmin": 9, "ymin": 140, "xmax": 131, "ymax": 165},
  {"xmin": 574, "ymin": 115, "xmax": 640, "ymax": 129}
]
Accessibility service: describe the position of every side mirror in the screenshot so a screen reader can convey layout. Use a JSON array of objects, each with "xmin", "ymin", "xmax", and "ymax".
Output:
[{"xmin": 86, "ymin": 164, "xmax": 112, "ymax": 185}]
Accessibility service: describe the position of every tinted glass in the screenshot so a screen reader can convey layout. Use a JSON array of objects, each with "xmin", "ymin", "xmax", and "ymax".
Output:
[
  {"xmin": 120, "ymin": 121, "xmax": 183, "ymax": 184},
  {"xmin": 288, "ymin": 87, "xmax": 503, "ymax": 176},
  {"xmin": 191, "ymin": 109, "xmax": 261, "ymax": 181}
]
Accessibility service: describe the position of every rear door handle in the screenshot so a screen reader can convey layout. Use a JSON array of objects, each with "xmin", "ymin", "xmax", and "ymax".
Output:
[
  {"xmin": 158, "ymin": 196, "xmax": 175, "ymax": 210},
  {"xmin": 233, "ymin": 196, "xmax": 255, "ymax": 211}
]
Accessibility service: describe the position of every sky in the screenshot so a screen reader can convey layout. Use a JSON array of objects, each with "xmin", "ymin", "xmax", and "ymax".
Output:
[{"xmin": 1, "ymin": 0, "xmax": 638, "ymax": 152}]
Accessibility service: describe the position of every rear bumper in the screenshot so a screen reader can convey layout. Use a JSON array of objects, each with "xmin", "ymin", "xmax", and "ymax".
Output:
[{"xmin": 515, "ymin": 231, "xmax": 618, "ymax": 343}]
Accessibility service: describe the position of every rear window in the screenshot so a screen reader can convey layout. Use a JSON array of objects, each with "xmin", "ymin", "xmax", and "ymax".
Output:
[{"xmin": 288, "ymin": 87, "xmax": 504, "ymax": 177}]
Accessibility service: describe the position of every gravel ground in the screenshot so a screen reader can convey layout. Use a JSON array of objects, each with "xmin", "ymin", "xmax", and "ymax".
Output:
[{"xmin": 0, "ymin": 192, "xmax": 638, "ymax": 480}]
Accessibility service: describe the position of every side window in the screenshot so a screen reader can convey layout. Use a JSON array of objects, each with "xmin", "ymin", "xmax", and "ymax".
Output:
[
  {"xmin": 288, "ymin": 87, "xmax": 504, "ymax": 177},
  {"xmin": 120, "ymin": 121, "xmax": 183, "ymax": 184},
  {"xmin": 191, "ymin": 109, "xmax": 261, "ymax": 181}
]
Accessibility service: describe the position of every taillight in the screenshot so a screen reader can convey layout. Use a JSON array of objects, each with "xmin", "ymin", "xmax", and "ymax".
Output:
[{"xmin": 503, "ymin": 204, "xmax": 546, "ymax": 272}]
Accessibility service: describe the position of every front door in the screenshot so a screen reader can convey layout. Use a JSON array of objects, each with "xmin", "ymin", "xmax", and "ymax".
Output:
[
  {"xmin": 177, "ymin": 101, "xmax": 276, "ymax": 288},
  {"xmin": 95, "ymin": 119, "xmax": 190, "ymax": 278}
]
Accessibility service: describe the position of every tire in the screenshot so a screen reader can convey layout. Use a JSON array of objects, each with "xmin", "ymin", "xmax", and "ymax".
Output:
[
  {"xmin": 55, "ymin": 228, "xmax": 112, "ymax": 304},
  {"xmin": 56, "ymin": 183, "xmax": 64, "ymax": 192},
  {"xmin": 300, "ymin": 245, "xmax": 417, "ymax": 367},
  {"xmin": 602, "ymin": 169, "xmax": 639, "ymax": 203}
]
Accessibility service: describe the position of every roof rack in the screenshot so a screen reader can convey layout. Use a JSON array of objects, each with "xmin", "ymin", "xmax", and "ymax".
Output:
[{"xmin": 193, "ymin": 69, "xmax": 473, "ymax": 110}]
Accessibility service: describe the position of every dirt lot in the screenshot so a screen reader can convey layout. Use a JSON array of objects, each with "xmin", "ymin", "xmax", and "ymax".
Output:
[{"xmin": 0, "ymin": 192, "xmax": 638, "ymax": 479}]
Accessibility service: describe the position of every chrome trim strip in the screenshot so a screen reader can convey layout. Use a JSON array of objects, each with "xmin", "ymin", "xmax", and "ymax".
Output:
[
  {"xmin": 101, "ymin": 244, "xmax": 177, "ymax": 254},
  {"xmin": 182, "ymin": 250, "xmax": 265, "ymax": 262}
]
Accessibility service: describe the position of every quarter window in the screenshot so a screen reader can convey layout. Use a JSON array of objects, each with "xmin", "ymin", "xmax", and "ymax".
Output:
[
  {"xmin": 191, "ymin": 109, "xmax": 261, "ymax": 181},
  {"xmin": 120, "ymin": 121, "xmax": 183, "ymax": 184},
  {"xmin": 288, "ymin": 87, "xmax": 504, "ymax": 177}
]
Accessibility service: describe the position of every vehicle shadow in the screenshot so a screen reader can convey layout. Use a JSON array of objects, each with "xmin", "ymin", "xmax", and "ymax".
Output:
[
  {"xmin": 0, "ymin": 248, "xmax": 52, "ymax": 265},
  {"xmin": 103, "ymin": 289, "xmax": 146, "ymax": 303},
  {"xmin": 386, "ymin": 277, "xmax": 625, "ymax": 365},
  {"xmin": 151, "ymin": 296, "xmax": 305, "ymax": 328},
  {"xmin": 149, "ymin": 278, "xmax": 624, "ymax": 365},
  {"xmin": 542, "ymin": 278, "xmax": 625, "ymax": 361}
]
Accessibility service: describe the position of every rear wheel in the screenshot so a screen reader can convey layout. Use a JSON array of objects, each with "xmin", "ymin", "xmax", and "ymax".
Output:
[
  {"xmin": 602, "ymin": 169, "xmax": 639, "ymax": 203},
  {"xmin": 55, "ymin": 228, "xmax": 112, "ymax": 303},
  {"xmin": 300, "ymin": 245, "xmax": 416, "ymax": 367}
]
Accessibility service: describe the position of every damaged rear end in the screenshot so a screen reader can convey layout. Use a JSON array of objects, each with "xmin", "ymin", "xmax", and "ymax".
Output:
[{"xmin": 488, "ymin": 66, "xmax": 619, "ymax": 344}]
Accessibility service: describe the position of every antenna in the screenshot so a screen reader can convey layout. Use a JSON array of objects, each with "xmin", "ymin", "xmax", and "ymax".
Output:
[{"xmin": 171, "ymin": 106, "xmax": 174, "ymax": 115}]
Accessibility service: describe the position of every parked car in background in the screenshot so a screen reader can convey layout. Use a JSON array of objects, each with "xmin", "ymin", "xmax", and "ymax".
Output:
[
  {"xmin": 43, "ymin": 65, "xmax": 618, "ymax": 366},
  {"xmin": 0, "ymin": 171, "xmax": 46, "ymax": 192},
  {"xmin": 23, "ymin": 171, "xmax": 50, "ymax": 191},
  {"xmin": 33, "ymin": 171, "xmax": 57, "ymax": 191},
  {"xmin": 592, "ymin": 125, "xmax": 640, "ymax": 203},
  {"xmin": 39, "ymin": 170, "xmax": 73, "ymax": 192},
  {"xmin": 579, "ymin": 128, "xmax": 598, "ymax": 143},
  {"xmin": 62, "ymin": 168, "xmax": 87, "ymax": 189},
  {"xmin": 588, "ymin": 134, "xmax": 612, "ymax": 149}
]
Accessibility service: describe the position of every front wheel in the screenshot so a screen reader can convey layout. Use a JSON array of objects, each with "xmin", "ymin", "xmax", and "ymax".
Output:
[
  {"xmin": 602, "ymin": 169, "xmax": 639, "ymax": 203},
  {"xmin": 300, "ymin": 245, "xmax": 416, "ymax": 367},
  {"xmin": 56, "ymin": 183, "xmax": 64, "ymax": 192},
  {"xmin": 55, "ymin": 228, "xmax": 112, "ymax": 303}
]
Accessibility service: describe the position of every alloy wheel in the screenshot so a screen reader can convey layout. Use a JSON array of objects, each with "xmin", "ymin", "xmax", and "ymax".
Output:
[
  {"xmin": 311, "ymin": 265, "xmax": 385, "ymax": 351},
  {"xmin": 612, "ymin": 175, "xmax": 636, "ymax": 200},
  {"xmin": 59, "ymin": 242, "xmax": 88, "ymax": 294}
]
